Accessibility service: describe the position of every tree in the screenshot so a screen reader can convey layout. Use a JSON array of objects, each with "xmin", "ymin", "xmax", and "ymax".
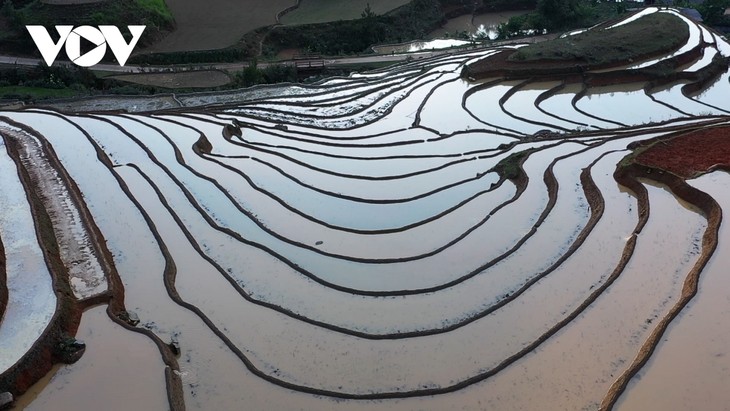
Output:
[
  {"xmin": 361, "ymin": 3, "xmax": 376, "ymax": 19},
  {"xmin": 698, "ymin": 0, "xmax": 730, "ymax": 24},
  {"xmin": 537, "ymin": 0, "xmax": 587, "ymax": 29},
  {"xmin": 236, "ymin": 59, "xmax": 264, "ymax": 87}
]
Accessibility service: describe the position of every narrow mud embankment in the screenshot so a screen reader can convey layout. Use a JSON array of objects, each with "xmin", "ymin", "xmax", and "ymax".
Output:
[
  {"xmin": 0, "ymin": 129, "xmax": 81, "ymax": 398},
  {"xmin": 0, "ymin": 119, "xmax": 185, "ymax": 409},
  {"xmin": 603, "ymin": 129, "xmax": 727, "ymax": 410}
]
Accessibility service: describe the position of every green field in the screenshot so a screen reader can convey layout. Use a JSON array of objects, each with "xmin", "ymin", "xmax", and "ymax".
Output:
[
  {"xmin": 509, "ymin": 12, "xmax": 689, "ymax": 65},
  {"xmin": 0, "ymin": 86, "xmax": 78, "ymax": 100},
  {"xmin": 280, "ymin": 0, "xmax": 412, "ymax": 25}
]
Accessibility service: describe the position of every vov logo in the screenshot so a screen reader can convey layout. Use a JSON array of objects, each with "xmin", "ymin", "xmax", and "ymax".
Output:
[{"xmin": 26, "ymin": 25, "xmax": 146, "ymax": 67}]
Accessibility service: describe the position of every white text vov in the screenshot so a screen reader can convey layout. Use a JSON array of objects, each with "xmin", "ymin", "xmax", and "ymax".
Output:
[{"xmin": 26, "ymin": 25, "xmax": 146, "ymax": 67}]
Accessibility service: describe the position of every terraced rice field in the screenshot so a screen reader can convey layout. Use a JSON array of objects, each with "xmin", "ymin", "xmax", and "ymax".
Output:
[{"xmin": 2, "ymin": 7, "xmax": 730, "ymax": 411}]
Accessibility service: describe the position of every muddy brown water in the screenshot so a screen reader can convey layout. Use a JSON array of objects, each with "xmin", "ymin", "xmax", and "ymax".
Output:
[
  {"xmin": 16, "ymin": 305, "xmax": 169, "ymax": 411},
  {"xmin": 616, "ymin": 171, "xmax": 730, "ymax": 411},
  {"xmin": 3, "ymin": 25, "xmax": 730, "ymax": 410}
]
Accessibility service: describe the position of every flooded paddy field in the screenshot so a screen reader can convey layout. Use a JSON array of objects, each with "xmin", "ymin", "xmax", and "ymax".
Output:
[{"xmin": 2, "ymin": 7, "xmax": 730, "ymax": 411}]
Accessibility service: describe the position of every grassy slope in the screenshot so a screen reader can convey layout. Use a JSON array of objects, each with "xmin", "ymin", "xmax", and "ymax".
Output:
[
  {"xmin": 0, "ymin": 0, "xmax": 174, "ymax": 54},
  {"xmin": 280, "ymin": 0, "xmax": 412, "ymax": 25},
  {"xmin": 134, "ymin": 0, "xmax": 174, "ymax": 22},
  {"xmin": 509, "ymin": 12, "xmax": 689, "ymax": 65}
]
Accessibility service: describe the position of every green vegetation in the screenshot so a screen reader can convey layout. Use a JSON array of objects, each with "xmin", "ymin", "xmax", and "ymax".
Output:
[
  {"xmin": 0, "ymin": 0, "xmax": 174, "ymax": 55},
  {"xmin": 134, "ymin": 0, "xmax": 174, "ymax": 24},
  {"xmin": 496, "ymin": 0, "xmax": 640, "ymax": 38},
  {"xmin": 0, "ymin": 85, "xmax": 78, "ymax": 99},
  {"xmin": 0, "ymin": 64, "xmax": 161, "ymax": 101},
  {"xmin": 696, "ymin": 0, "xmax": 730, "ymax": 25},
  {"xmin": 535, "ymin": 0, "xmax": 591, "ymax": 30},
  {"xmin": 233, "ymin": 60, "xmax": 298, "ymax": 87},
  {"xmin": 494, "ymin": 150, "xmax": 529, "ymax": 180},
  {"xmin": 476, "ymin": 0, "xmax": 536, "ymax": 12},
  {"xmin": 0, "ymin": 64, "xmax": 98, "ymax": 101},
  {"xmin": 264, "ymin": 0, "xmax": 444, "ymax": 56},
  {"xmin": 508, "ymin": 12, "xmax": 688, "ymax": 65},
  {"xmin": 281, "ymin": 0, "xmax": 412, "ymax": 25}
]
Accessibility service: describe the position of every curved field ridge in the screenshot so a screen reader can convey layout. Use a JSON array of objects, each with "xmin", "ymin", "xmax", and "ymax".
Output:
[{"xmin": 1, "ymin": 8, "xmax": 730, "ymax": 411}]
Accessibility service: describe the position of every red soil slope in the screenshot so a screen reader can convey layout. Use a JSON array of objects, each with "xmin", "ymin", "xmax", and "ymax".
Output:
[{"xmin": 635, "ymin": 126, "xmax": 730, "ymax": 178}]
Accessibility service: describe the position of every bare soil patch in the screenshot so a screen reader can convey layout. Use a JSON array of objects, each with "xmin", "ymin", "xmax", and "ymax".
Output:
[
  {"xmin": 635, "ymin": 125, "xmax": 730, "ymax": 178},
  {"xmin": 110, "ymin": 70, "xmax": 231, "ymax": 89}
]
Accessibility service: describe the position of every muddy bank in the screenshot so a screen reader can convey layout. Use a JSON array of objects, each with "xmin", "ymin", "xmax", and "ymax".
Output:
[{"xmin": 0, "ymin": 131, "xmax": 83, "ymax": 398}]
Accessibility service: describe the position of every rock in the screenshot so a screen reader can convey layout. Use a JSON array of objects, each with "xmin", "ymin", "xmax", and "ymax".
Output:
[
  {"xmin": 58, "ymin": 338, "xmax": 86, "ymax": 364},
  {"xmin": 222, "ymin": 123, "xmax": 242, "ymax": 139},
  {"xmin": 169, "ymin": 340, "xmax": 181, "ymax": 356},
  {"xmin": 118, "ymin": 310, "xmax": 140, "ymax": 326},
  {"xmin": 194, "ymin": 135, "xmax": 213, "ymax": 154},
  {"xmin": 0, "ymin": 392, "xmax": 14, "ymax": 410},
  {"xmin": 274, "ymin": 124, "xmax": 288, "ymax": 131}
]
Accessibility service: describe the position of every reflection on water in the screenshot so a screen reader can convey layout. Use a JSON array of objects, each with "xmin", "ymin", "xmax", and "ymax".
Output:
[
  {"xmin": 616, "ymin": 171, "xmax": 730, "ymax": 411},
  {"xmin": 0, "ymin": 133, "xmax": 56, "ymax": 373},
  {"xmin": 372, "ymin": 39, "xmax": 474, "ymax": 54},
  {"xmin": 23, "ymin": 306, "xmax": 169, "ymax": 411},
  {"xmin": 2, "ymin": 11, "xmax": 730, "ymax": 410}
]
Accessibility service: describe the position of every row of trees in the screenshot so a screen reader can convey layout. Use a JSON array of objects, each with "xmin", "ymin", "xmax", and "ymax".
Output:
[{"xmin": 695, "ymin": 0, "xmax": 730, "ymax": 24}]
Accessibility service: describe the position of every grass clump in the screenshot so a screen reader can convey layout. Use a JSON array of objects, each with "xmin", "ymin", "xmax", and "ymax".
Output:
[
  {"xmin": 494, "ymin": 150, "xmax": 529, "ymax": 180},
  {"xmin": 508, "ymin": 12, "xmax": 688, "ymax": 65},
  {"xmin": 134, "ymin": 0, "xmax": 174, "ymax": 26}
]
